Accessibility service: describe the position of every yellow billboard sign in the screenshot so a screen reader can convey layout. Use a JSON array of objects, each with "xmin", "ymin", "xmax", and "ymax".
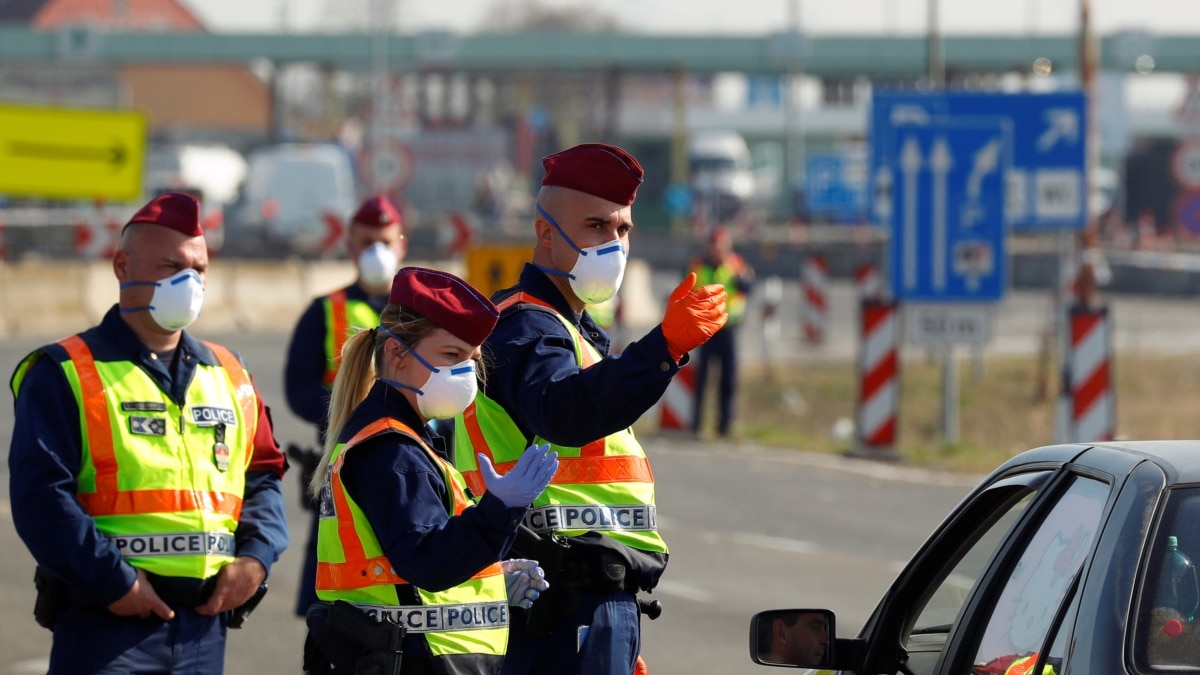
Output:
[{"xmin": 0, "ymin": 103, "xmax": 147, "ymax": 202}]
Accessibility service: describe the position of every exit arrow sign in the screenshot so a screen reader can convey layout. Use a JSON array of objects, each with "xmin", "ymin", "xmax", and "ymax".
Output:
[{"xmin": 0, "ymin": 103, "xmax": 146, "ymax": 202}]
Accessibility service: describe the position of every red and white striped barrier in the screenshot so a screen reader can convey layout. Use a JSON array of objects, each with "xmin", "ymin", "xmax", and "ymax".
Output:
[
  {"xmin": 854, "ymin": 262, "xmax": 883, "ymax": 301},
  {"xmin": 445, "ymin": 211, "xmax": 476, "ymax": 257},
  {"xmin": 1069, "ymin": 306, "xmax": 1114, "ymax": 442},
  {"xmin": 659, "ymin": 362, "xmax": 696, "ymax": 432},
  {"xmin": 72, "ymin": 213, "xmax": 120, "ymax": 260},
  {"xmin": 319, "ymin": 212, "xmax": 346, "ymax": 257},
  {"xmin": 856, "ymin": 299, "xmax": 899, "ymax": 451},
  {"xmin": 801, "ymin": 253, "xmax": 828, "ymax": 344}
]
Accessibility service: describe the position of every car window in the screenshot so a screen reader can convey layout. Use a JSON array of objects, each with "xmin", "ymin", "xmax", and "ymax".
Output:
[
  {"xmin": 970, "ymin": 476, "xmax": 1109, "ymax": 674},
  {"xmin": 910, "ymin": 492, "xmax": 1033, "ymax": 636},
  {"xmin": 898, "ymin": 474, "xmax": 1051, "ymax": 675},
  {"xmin": 1138, "ymin": 486, "xmax": 1200, "ymax": 668}
]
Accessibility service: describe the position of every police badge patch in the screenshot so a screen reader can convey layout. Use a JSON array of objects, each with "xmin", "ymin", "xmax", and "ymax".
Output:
[
  {"xmin": 191, "ymin": 406, "xmax": 237, "ymax": 427},
  {"xmin": 129, "ymin": 416, "xmax": 167, "ymax": 436}
]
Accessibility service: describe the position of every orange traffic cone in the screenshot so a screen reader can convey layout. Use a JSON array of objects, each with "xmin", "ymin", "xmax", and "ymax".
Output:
[{"xmin": 635, "ymin": 655, "xmax": 649, "ymax": 675}]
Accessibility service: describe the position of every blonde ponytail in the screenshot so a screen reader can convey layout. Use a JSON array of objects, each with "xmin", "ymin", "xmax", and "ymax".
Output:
[
  {"xmin": 307, "ymin": 327, "xmax": 381, "ymax": 499},
  {"xmin": 305, "ymin": 305, "xmax": 440, "ymax": 501}
]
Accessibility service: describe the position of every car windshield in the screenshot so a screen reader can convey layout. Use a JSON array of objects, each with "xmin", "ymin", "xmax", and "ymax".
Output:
[{"xmin": 1138, "ymin": 486, "xmax": 1200, "ymax": 668}]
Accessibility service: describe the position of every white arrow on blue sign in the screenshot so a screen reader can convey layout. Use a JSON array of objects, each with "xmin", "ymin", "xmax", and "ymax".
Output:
[
  {"xmin": 889, "ymin": 119, "xmax": 1011, "ymax": 303},
  {"xmin": 870, "ymin": 90, "xmax": 1087, "ymax": 231}
]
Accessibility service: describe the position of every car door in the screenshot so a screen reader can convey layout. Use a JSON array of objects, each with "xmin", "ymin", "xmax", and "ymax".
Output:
[{"xmin": 848, "ymin": 462, "xmax": 1119, "ymax": 675}]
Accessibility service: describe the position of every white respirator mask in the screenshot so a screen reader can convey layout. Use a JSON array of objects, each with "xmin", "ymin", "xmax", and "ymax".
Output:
[
  {"xmin": 120, "ymin": 268, "xmax": 206, "ymax": 331},
  {"xmin": 378, "ymin": 327, "xmax": 479, "ymax": 420},
  {"xmin": 358, "ymin": 242, "xmax": 400, "ymax": 289},
  {"xmin": 534, "ymin": 203, "xmax": 627, "ymax": 305}
]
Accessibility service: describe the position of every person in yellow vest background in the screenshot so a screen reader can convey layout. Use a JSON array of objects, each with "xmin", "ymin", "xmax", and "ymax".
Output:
[
  {"xmin": 8, "ymin": 192, "xmax": 290, "ymax": 674},
  {"xmin": 688, "ymin": 225, "xmax": 755, "ymax": 438},
  {"xmin": 453, "ymin": 143, "xmax": 728, "ymax": 675},
  {"xmin": 284, "ymin": 194, "xmax": 407, "ymax": 618},
  {"xmin": 302, "ymin": 266, "xmax": 559, "ymax": 674}
]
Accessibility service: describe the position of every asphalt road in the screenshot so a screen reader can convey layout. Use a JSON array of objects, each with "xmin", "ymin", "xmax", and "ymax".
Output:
[{"xmin": 0, "ymin": 326, "xmax": 984, "ymax": 674}]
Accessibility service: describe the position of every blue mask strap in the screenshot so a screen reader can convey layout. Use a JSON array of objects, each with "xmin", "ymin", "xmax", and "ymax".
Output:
[
  {"xmin": 118, "ymin": 279, "xmax": 159, "ymax": 314},
  {"xmin": 380, "ymin": 377, "xmax": 423, "ymax": 397},
  {"xmin": 533, "ymin": 203, "xmax": 580, "ymax": 281},
  {"xmin": 536, "ymin": 203, "xmax": 585, "ymax": 255},
  {"xmin": 378, "ymin": 326, "xmax": 440, "ymax": 374}
]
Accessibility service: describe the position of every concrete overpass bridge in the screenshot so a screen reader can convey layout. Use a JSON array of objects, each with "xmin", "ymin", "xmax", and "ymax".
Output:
[{"xmin": 0, "ymin": 28, "xmax": 1198, "ymax": 76}]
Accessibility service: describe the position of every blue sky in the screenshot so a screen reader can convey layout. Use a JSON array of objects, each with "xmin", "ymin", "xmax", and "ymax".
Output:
[{"xmin": 182, "ymin": 0, "xmax": 1200, "ymax": 36}]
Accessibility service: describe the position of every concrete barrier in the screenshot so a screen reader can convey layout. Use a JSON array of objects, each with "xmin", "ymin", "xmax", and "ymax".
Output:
[{"xmin": 0, "ymin": 259, "xmax": 368, "ymax": 340}]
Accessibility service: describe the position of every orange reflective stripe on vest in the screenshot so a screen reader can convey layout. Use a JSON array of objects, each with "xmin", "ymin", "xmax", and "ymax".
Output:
[
  {"xmin": 496, "ymin": 292, "xmax": 598, "ymax": 367},
  {"xmin": 202, "ymin": 340, "xmax": 257, "ymax": 438},
  {"xmin": 460, "ymin": 401, "xmax": 652, "ymax": 497},
  {"xmin": 59, "ymin": 335, "xmax": 247, "ymax": 518},
  {"xmin": 317, "ymin": 418, "xmax": 500, "ymax": 590},
  {"xmin": 60, "ymin": 335, "xmax": 119, "ymax": 493},
  {"xmin": 324, "ymin": 290, "xmax": 349, "ymax": 386}
]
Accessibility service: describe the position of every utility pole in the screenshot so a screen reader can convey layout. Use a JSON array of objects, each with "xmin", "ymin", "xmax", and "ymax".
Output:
[
  {"xmin": 369, "ymin": 0, "xmax": 392, "ymax": 163},
  {"xmin": 927, "ymin": 0, "xmax": 944, "ymax": 88},
  {"xmin": 784, "ymin": 0, "xmax": 805, "ymax": 194},
  {"xmin": 1056, "ymin": 0, "xmax": 1099, "ymax": 442}
]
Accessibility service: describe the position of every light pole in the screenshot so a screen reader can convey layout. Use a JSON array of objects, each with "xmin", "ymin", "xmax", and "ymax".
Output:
[{"xmin": 784, "ymin": 0, "xmax": 804, "ymax": 216}]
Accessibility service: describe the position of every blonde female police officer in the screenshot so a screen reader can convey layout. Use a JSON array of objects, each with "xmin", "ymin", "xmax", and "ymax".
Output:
[{"xmin": 304, "ymin": 267, "xmax": 559, "ymax": 675}]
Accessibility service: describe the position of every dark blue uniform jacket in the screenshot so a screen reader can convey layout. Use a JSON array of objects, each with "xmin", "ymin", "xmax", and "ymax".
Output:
[
  {"xmin": 327, "ymin": 381, "xmax": 525, "ymax": 661},
  {"xmin": 8, "ymin": 306, "xmax": 289, "ymax": 607}
]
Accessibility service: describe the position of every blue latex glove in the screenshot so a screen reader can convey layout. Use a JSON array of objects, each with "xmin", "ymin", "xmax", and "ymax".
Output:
[
  {"xmin": 477, "ymin": 444, "xmax": 559, "ymax": 508},
  {"xmin": 502, "ymin": 559, "xmax": 550, "ymax": 609}
]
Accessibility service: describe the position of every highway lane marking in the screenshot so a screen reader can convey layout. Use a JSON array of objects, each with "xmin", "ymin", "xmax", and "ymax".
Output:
[
  {"xmin": 731, "ymin": 532, "xmax": 822, "ymax": 555},
  {"xmin": 653, "ymin": 579, "xmax": 715, "ymax": 603}
]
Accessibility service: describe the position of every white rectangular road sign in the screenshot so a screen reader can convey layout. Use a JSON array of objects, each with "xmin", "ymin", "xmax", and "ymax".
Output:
[{"xmin": 906, "ymin": 304, "xmax": 992, "ymax": 346}]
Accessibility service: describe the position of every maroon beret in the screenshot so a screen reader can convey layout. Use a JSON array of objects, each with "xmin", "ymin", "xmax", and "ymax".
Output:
[
  {"xmin": 351, "ymin": 195, "xmax": 403, "ymax": 229},
  {"xmin": 124, "ymin": 192, "xmax": 203, "ymax": 237},
  {"xmin": 389, "ymin": 267, "xmax": 498, "ymax": 346},
  {"xmin": 541, "ymin": 143, "xmax": 644, "ymax": 206}
]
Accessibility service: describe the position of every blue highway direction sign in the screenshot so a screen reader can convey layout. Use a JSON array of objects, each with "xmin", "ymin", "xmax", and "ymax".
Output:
[
  {"xmin": 870, "ymin": 90, "xmax": 1087, "ymax": 231},
  {"xmin": 888, "ymin": 119, "xmax": 1010, "ymax": 302},
  {"xmin": 805, "ymin": 151, "xmax": 867, "ymax": 223}
]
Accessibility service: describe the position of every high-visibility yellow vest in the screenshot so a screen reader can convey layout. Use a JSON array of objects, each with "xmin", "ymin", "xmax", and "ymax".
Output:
[
  {"xmin": 454, "ymin": 292, "xmax": 668, "ymax": 555},
  {"xmin": 11, "ymin": 335, "xmax": 258, "ymax": 580},
  {"xmin": 315, "ymin": 418, "xmax": 508, "ymax": 663},
  {"xmin": 690, "ymin": 256, "xmax": 748, "ymax": 324},
  {"xmin": 321, "ymin": 290, "xmax": 382, "ymax": 387}
]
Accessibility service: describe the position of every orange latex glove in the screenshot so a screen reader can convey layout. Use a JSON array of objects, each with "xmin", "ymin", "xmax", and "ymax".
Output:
[{"xmin": 662, "ymin": 272, "xmax": 728, "ymax": 362}]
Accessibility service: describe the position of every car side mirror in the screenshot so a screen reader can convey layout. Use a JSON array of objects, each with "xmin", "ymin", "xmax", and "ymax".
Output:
[{"xmin": 749, "ymin": 608, "xmax": 835, "ymax": 668}]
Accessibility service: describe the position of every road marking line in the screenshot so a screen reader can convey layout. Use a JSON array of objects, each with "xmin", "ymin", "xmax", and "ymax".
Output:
[
  {"xmin": 732, "ymin": 532, "xmax": 821, "ymax": 555},
  {"xmin": 653, "ymin": 579, "xmax": 715, "ymax": 603}
]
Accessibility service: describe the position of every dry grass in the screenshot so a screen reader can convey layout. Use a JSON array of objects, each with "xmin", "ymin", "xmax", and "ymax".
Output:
[{"xmin": 660, "ymin": 351, "xmax": 1200, "ymax": 474}]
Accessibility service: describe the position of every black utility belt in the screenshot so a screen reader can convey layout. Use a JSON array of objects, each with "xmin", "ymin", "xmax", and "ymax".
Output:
[
  {"xmin": 557, "ymin": 554, "xmax": 629, "ymax": 593},
  {"xmin": 144, "ymin": 571, "xmax": 217, "ymax": 608}
]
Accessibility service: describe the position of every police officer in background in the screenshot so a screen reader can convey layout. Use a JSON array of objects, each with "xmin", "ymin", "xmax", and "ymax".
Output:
[
  {"xmin": 8, "ymin": 192, "xmax": 289, "ymax": 674},
  {"xmin": 688, "ymin": 225, "xmax": 754, "ymax": 438},
  {"xmin": 284, "ymin": 194, "xmax": 407, "ymax": 618},
  {"xmin": 454, "ymin": 143, "xmax": 729, "ymax": 675},
  {"xmin": 304, "ymin": 267, "xmax": 557, "ymax": 674}
]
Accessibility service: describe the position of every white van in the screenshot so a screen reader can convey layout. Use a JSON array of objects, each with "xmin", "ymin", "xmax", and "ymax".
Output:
[
  {"xmin": 227, "ymin": 143, "xmax": 358, "ymax": 256},
  {"xmin": 688, "ymin": 131, "xmax": 760, "ymax": 224}
]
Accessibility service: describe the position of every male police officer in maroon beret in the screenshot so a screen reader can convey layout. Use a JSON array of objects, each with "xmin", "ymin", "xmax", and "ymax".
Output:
[
  {"xmin": 453, "ymin": 143, "xmax": 729, "ymax": 675},
  {"xmin": 9, "ymin": 192, "xmax": 289, "ymax": 674},
  {"xmin": 283, "ymin": 193, "xmax": 408, "ymax": 618}
]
